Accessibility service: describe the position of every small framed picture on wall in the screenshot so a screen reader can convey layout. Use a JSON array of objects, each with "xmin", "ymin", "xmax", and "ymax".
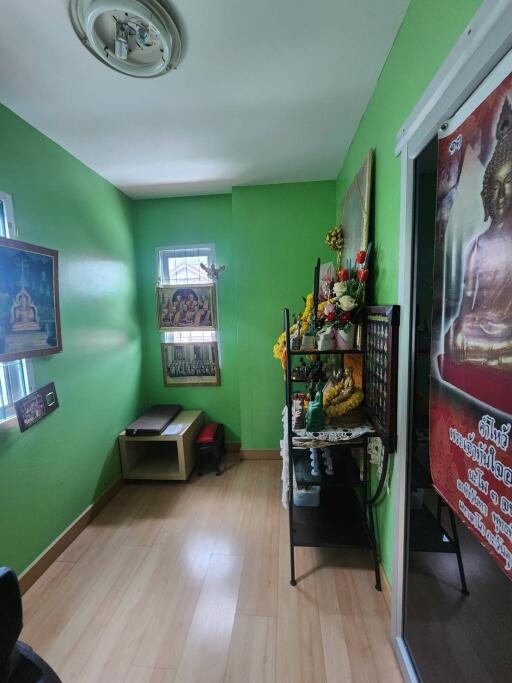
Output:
[
  {"xmin": 15, "ymin": 382, "xmax": 59, "ymax": 432},
  {"xmin": 161, "ymin": 342, "xmax": 220, "ymax": 387},
  {"xmin": 157, "ymin": 284, "xmax": 217, "ymax": 332}
]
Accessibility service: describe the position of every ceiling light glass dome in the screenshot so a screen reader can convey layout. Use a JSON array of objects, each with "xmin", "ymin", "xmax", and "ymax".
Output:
[{"xmin": 70, "ymin": 0, "xmax": 181, "ymax": 78}]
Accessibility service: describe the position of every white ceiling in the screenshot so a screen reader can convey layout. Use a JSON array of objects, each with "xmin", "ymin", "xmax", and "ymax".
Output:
[{"xmin": 0, "ymin": 0, "xmax": 409, "ymax": 199}]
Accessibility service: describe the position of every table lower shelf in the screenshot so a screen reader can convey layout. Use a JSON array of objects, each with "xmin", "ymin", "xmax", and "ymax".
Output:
[
  {"xmin": 123, "ymin": 452, "xmax": 183, "ymax": 480},
  {"xmin": 292, "ymin": 488, "xmax": 370, "ymax": 548}
]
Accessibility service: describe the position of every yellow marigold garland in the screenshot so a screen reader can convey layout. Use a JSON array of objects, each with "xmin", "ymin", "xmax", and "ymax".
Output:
[
  {"xmin": 324, "ymin": 387, "xmax": 364, "ymax": 421},
  {"xmin": 273, "ymin": 294, "xmax": 337, "ymax": 369}
]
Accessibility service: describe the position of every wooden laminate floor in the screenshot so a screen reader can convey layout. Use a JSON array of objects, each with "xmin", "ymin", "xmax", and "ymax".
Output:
[{"xmin": 21, "ymin": 459, "xmax": 402, "ymax": 683}]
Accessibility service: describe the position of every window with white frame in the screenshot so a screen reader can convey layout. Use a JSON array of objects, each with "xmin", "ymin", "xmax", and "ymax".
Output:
[
  {"xmin": 157, "ymin": 244, "xmax": 219, "ymax": 347},
  {"xmin": 0, "ymin": 192, "xmax": 32, "ymax": 423}
]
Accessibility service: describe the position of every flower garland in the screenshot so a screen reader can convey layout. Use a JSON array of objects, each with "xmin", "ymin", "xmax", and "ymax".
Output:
[
  {"xmin": 324, "ymin": 386, "xmax": 364, "ymax": 420},
  {"xmin": 273, "ymin": 294, "xmax": 330, "ymax": 368}
]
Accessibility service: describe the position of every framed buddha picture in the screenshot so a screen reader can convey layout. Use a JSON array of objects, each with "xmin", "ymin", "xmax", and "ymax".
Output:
[
  {"xmin": 161, "ymin": 342, "xmax": 220, "ymax": 386},
  {"xmin": 156, "ymin": 283, "xmax": 217, "ymax": 332},
  {"xmin": 0, "ymin": 237, "xmax": 62, "ymax": 362}
]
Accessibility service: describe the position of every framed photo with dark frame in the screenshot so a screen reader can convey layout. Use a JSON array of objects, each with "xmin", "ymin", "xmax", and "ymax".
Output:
[
  {"xmin": 161, "ymin": 342, "xmax": 220, "ymax": 387},
  {"xmin": 0, "ymin": 237, "xmax": 62, "ymax": 362},
  {"xmin": 156, "ymin": 283, "xmax": 217, "ymax": 332},
  {"xmin": 15, "ymin": 382, "xmax": 59, "ymax": 432}
]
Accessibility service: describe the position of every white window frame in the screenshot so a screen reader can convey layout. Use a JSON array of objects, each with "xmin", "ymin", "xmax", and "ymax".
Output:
[
  {"xmin": 155, "ymin": 243, "xmax": 221, "ymax": 356},
  {"xmin": 0, "ymin": 191, "xmax": 34, "ymax": 429},
  {"xmin": 392, "ymin": 2, "xmax": 512, "ymax": 682}
]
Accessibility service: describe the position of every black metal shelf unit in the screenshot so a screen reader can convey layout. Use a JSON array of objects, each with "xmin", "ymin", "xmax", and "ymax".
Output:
[
  {"xmin": 283, "ymin": 304, "xmax": 400, "ymax": 591},
  {"xmin": 285, "ymin": 310, "xmax": 372, "ymax": 590}
]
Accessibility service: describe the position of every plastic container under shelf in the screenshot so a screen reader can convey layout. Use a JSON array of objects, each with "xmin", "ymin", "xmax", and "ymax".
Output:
[{"xmin": 293, "ymin": 481, "xmax": 320, "ymax": 507}]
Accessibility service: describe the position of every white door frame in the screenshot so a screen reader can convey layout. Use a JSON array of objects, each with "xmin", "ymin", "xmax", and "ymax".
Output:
[{"xmin": 391, "ymin": 2, "xmax": 512, "ymax": 681}]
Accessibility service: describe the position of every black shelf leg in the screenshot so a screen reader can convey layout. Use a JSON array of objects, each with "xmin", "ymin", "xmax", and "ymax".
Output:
[
  {"xmin": 448, "ymin": 506, "xmax": 469, "ymax": 596},
  {"xmin": 284, "ymin": 307, "xmax": 297, "ymax": 587},
  {"xmin": 289, "ymin": 501, "xmax": 296, "ymax": 586},
  {"xmin": 368, "ymin": 501, "xmax": 381, "ymax": 591},
  {"xmin": 363, "ymin": 439, "xmax": 381, "ymax": 591}
]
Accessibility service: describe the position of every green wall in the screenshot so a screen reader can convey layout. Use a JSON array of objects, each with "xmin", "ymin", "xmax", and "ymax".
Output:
[
  {"xmin": 233, "ymin": 182, "xmax": 335, "ymax": 449},
  {"xmin": 134, "ymin": 182, "xmax": 335, "ymax": 449},
  {"xmin": 0, "ymin": 104, "xmax": 141, "ymax": 574},
  {"xmin": 335, "ymin": 0, "xmax": 483, "ymax": 581},
  {"xmin": 134, "ymin": 194, "xmax": 241, "ymax": 442}
]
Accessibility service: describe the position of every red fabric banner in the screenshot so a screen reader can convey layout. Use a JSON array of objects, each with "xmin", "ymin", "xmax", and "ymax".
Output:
[{"xmin": 430, "ymin": 66, "xmax": 512, "ymax": 579}]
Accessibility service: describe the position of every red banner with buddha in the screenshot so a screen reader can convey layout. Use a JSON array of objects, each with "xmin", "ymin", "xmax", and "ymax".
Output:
[{"xmin": 430, "ymin": 59, "xmax": 512, "ymax": 579}]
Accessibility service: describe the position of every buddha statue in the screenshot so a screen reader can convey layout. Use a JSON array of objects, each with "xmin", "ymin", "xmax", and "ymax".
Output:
[
  {"xmin": 10, "ymin": 288, "xmax": 40, "ymax": 332},
  {"xmin": 445, "ymin": 97, "xmax": 512, "ymax": 370},
  {"xmin": 306, "ymin": 390, "xmax": 325, "ymax": 432}
]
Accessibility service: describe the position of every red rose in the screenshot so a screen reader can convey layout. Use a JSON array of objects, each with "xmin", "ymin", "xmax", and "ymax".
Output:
[
  {"xmin": 356, "ymin": 250, "xmax": 366, "ymax": 264},
  {"xmin": 327, "ymin": 311, "xmax": 335, "ymax": 322},
  {"xmin": 357, "ymin": 268, "xmax": 369, "ymax": 282},
  {"xmin": 340, "ymin": 312, "xmax": 351, "ymax": 324},
  {"xmin": 338, "ymin": 268, "xmax": 350, "ymax": 282}
]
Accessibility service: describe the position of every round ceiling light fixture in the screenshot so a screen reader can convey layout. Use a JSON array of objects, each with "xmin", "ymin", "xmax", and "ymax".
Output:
[{"xmin": 70, "ymin": 0, "xmax": 181, "ymax": 78}]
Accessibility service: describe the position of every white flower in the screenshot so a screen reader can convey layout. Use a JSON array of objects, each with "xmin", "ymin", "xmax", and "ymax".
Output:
[
  {"xmin": 339, "ymin": 295, "xmax": 356, "ymax": 311},
  {"xmin": 333, "ymin": 281, "xmax": 347, "ymax": 297}
]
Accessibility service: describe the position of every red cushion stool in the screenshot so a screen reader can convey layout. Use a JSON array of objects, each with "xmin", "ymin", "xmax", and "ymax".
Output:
[{"xmin": 195, "ymin": 423, "xmax": 225, "ymax": 476}]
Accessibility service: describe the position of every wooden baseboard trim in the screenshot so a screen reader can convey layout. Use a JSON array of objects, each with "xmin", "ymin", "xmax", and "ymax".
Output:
[
  {"xmin": 225, "ymin": 441, "xmax": 241, "ymax": 453},
  {"xmin": 18, "ymin": 476, "xmax": 124, "ymax": 595},
  {"xmin": 380, "ymin": 563, "xmax": 392, "ymax": 614},
  {"xmin": 239, "ymin": 449, "xmax": 281, "ymax": 460}
]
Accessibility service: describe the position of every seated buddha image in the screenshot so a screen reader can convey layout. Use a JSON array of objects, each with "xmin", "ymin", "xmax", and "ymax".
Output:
[
  {"xmin": 10, "ymin": 288, "xmax": 41, "ymax": 332},
  {"xmin": 445, "ymin": 98, "xmax": 512, "ymax": 371}
]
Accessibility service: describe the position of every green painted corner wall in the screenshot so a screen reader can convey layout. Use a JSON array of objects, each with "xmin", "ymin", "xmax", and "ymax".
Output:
[
  {"xmin": 0, "ymin": 104, "xmax": 142, "ymax": 574},
  {"xmin": 233, "ymin": 182, "xmax": 335, "ymax": 449},
  {"xmin": 133, "ymin": 194, "xmax": 241, "ymax": 442},
  {"xmin": 335, "ymin": 0, "xmax": 483, "ymax": 582},
  {"xmin": 134, "ymin": 182, "xmax": 335, "ymax": 449}
]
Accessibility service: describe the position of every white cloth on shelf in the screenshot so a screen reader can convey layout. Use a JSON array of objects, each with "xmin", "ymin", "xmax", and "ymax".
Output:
[
  {"xmin": 292, "ymin": 422, "xmax": 374, "ymax": 447},
  {"xmin": 280, "ymin": 406, "xmax": 295, "ymax": 508}
]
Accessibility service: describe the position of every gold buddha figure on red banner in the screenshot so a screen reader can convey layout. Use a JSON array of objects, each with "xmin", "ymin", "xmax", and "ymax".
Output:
[{"xmin": 446, "ymin": 98, "xmax": 512, "ymax": 370}]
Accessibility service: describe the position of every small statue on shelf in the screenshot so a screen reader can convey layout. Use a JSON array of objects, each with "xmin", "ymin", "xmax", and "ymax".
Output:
[
  {"xmin": 300, "ymin": 315, "xmax": 316, "ymax": 351},
  {"xmin": 292, "ymin": 394, "xmax": 306, "ymax": 430},
  {"xmin": 306, "ymin": 390, "xmax": 325, "ymax": 432},
  {"xmin": 322, "ymin": 447, "xmax": 334, "ymax": 475},
  {"xmin": 334, "ymin": 366, "xmax": 356, "ymax": 402},
  {"xmin": 308, "ymin": 446, "xmax": 334, "ymax": 477},
  {"xmin": 308, "ymin": 358, "xmax": 326, "ymax": 399},
  {"xmin": 323, "ymin": 367, "xmax": 364, "ymax": 422},
  {"xmin": 309, "ymin": 448, "xmax": 320, "ymax": 477},
  {"xmin": 292, "ymin": 358, "xmax": 308, "ymax": 381},
  {"xmin": 309, "ymin": 358, "xmax": 325, "ymax": 385},
  {"xmin": 291, "ymin": 315, "xmax": 302, "ymax": 351}
]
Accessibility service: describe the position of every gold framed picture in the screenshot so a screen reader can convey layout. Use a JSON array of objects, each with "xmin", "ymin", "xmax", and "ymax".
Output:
[
  {"xmin": 156, "ymin": 284, "xmax": 217, "ymax": 332},
  {"xmin": 339, "ymin": 149, "xmax": 373, "ymax": 263},
  {"xmin": 161, "ymin": 342, "xmax": 220, "ymax": 387}
]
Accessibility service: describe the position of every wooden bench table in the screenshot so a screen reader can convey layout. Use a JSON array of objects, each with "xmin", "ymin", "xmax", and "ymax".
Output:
[{"xmin": 118, "ymin": 410, "xmax": 204, "ymax": 481}]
